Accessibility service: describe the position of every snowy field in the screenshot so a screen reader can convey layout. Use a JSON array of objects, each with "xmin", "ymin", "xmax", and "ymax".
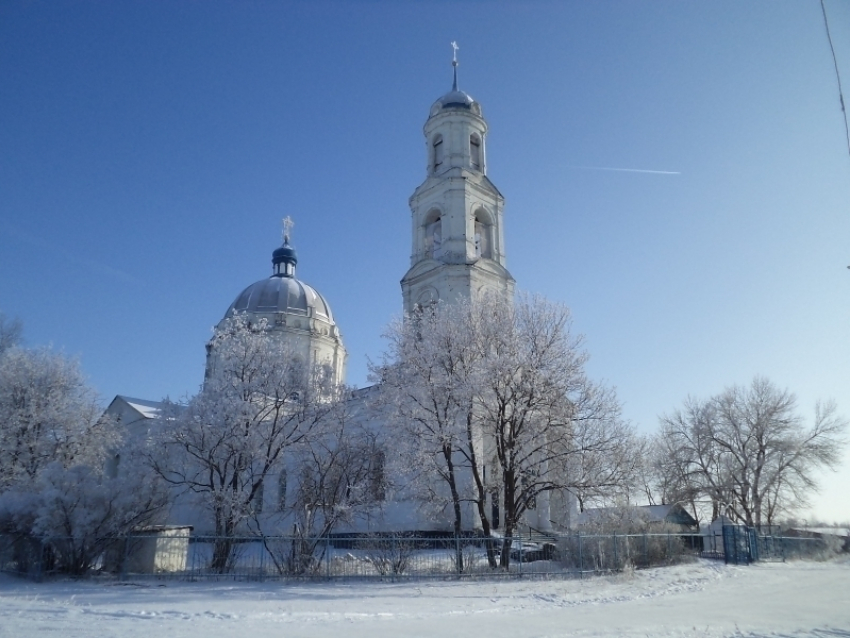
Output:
[{"xmin": 1, "ymin": 559, "xmax": 848, "ymax": 638}]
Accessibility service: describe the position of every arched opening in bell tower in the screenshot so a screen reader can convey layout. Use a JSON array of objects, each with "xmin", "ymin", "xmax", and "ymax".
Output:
[
  {"xmin": 423, "ymin": 209, "xmax": 443, "ymax": 259},
  {"xmin": 473, "ymin": 208, "xmax": 493, "ymax": 259}
]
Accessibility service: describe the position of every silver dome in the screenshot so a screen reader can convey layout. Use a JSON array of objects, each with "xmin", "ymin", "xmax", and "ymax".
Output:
[
  {"xmin": 438, "ymin": 89, "xmax": 474, "ymax": 107},
  {"xmin": 225, "ymin": 275, "xmax": 334, "ymax": 322},
  {"xmin": 430, "ymin": 89, "xmax": 482, "ymax": 118}
]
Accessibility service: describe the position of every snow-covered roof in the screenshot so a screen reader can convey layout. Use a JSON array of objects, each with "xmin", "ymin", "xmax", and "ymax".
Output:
[
  {"xmin": 117, "ymin": 395, "xmax": 166, "ymax": 419},
  {"xmin": 789, "ymin": 527, "xmax": 850, "ymax": 538},
  {"xmin": 576, "ymin": 504, "xmax": 698, "ymax": 527},
  {"xmin": 103, "ymin": 395, "xmax": 185, "ymax": 430}
]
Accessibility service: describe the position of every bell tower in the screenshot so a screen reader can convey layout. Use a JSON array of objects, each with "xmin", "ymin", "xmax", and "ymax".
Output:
[{"xmin": 401, "ymin": 44, "xmax": 515, "ymax": 313}]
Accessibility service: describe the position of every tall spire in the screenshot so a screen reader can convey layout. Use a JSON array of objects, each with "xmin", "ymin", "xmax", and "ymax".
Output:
[{"xmin": 451, "ymin": 41, "xmax": 459, "ymax": 91}]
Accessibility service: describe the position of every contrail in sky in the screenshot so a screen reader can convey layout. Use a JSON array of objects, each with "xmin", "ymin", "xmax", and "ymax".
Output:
[
  {"xmin": 567, "ymin": 165, "xmax": 681, "ymax": 175},
  {"xmin": 2, "ymin": 224, "xmax": 138, "ymax": 283}
]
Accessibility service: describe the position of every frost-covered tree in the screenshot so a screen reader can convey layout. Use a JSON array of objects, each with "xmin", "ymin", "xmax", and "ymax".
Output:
[
  {"xmin": 150, "ymin": 314, "xmax": 347, "ymax": 572},
  {"xmin": 290, "ymin": 414, "xmax": 384, "ymax": 539},
  {"xmin": 0, "ymin": 312, "xmax": 22, "ymax": 355},
  {"xmin": 272, "ymin": 408, "xmax": 385, "ymax": 574},
  {"xmin": 657, "ymin": 377, "xmax": 848, "ymax": 528},
  {"xmin": 374, "ymin": 306, "xmax": 479, "ymax": 529},
  {"xmin": 0, "ymin": 346, "xmax": 117, "ymax": 492},
  {"xmin": 0, "ymin": 341, "xmax": 168, "ymax": 574},
  {"xmin": 377, "ymin": 293, "xmax": 635, "ymax": 568},
  {"xmin": 373, "ymin": 302, "xmax": 483, "ymax": 569},
  {"xmin": 468, "ymin": 293, "xmax": 632, "ymax": 566}
]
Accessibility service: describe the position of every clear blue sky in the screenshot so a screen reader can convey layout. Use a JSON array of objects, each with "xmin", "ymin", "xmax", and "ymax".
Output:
[{"xmin": 2, "ymin": 1, "xmax": 849, "ymax": 523}]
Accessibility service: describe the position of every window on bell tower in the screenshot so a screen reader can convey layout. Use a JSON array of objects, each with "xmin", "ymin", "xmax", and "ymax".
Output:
[
  {"xmin": 474, "ymin": 211, "xmax": 492, "ymax": 259},
  {"xmin": 433, "ymin": 135, "xmax": 443, "ymax": 173},
  {"xmin": 470, "ymin": 133, "xmax": 481, "ymax": 170},
  {"xmin": 424, "ymin": 216, "xmax": 442, "ymax": 259}
]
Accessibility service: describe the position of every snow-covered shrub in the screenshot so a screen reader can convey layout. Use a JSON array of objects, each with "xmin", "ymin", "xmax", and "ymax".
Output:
[
  {"xmin": 259, "ymin": 535, "xmax": 325, "ymax": 576},
  {"xmin": 362, "ymin": 534, "xmax": 416, "ymax": 576},
  {"xmin": 558, "ymin": 533, "xmax": 634, "ymax": 572},
  {"xmin": 0, "ymin": 460, "xmax": 168, "ymax": 575},
  {"xmin": 0, "ymin": 345, "xmax": 170, "ymax": 575},
  {"xmin": 559, "ymin": 508, "xmax": 693, "ymax": 572}
]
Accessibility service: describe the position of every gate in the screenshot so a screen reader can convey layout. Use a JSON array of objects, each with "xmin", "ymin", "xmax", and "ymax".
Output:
[{"xmin": 722, "ymin": 525, "xmax": 757, "ymax": 565}]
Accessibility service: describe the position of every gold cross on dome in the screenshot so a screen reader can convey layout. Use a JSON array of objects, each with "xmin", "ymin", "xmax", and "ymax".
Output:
[
  {"xmin": 451, "ymin": 41, "xmax": 459, "ymax": 64},
  {"xmin": 282, "ymin": 216, "xmax": 294, "ymax": 244}
]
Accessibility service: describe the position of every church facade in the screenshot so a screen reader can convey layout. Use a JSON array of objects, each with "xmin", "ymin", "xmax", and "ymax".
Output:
[{"xmin": 106, "ymin": 57, "xmax": 571, "ymax": 537}]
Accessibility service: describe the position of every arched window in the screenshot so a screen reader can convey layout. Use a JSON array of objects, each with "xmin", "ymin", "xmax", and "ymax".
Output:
[
  {"xmin": 424, "ymin": 216, "xmax": 442, "ymax": 258},
  {"xmin": 415, "ymin": 287, "xmax": 438, "ymax": 312},
  {"xmin": 107, "ymin": 453, "xmax": 120, "ymax": 479},
  {"xmin": 370, "ymin": 451, "xmax": 386, "ymax": 502},
  {"xmin": 470, "ymin": 133, "xmax": 481, "ymax": 170},
  {"xmin": 278, "ymin": 470, "xmax": 287, "ymax": 511},
  {"xmin": 433, "ymin": 135, "xmax": 444, "ymax": 172},
  {"xmin": 254, "ymin": 480, "xmax": 264, "ymax": 514},
  {"xmin": 474, "ymin": 212, "xmax": 492, "ymax": 259}
]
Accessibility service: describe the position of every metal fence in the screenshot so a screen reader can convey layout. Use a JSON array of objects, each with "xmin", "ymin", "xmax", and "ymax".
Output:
[
  {"xmin": 755, "ymin": 534, "xmax": 828, "ymax": 561},
  {"xmin": 2, "ymin": 532, "xmax": 705, "ymax": 582},
  {"xmin": 0, "ymin": 535, "xmax": 44, "ymax": 580},
  {"xmin": 0, "ymin": 530, "xmax": 830, "ymax": 582},
  {"xmin": 717, "ymin": 526, "xmax": 829, "ymax": 565}
]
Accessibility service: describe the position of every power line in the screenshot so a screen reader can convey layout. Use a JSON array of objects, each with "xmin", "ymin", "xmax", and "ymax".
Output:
[{"xmin": 820, "ymin": 0, "xmax": 850, "ymax": 160}]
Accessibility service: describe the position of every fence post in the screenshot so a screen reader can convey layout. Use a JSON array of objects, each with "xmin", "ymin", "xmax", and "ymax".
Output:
[
  {"xmin": 666, "ymin": 531, "xmax": 671, "ymax": 560},
  {"xmin": 258, "ymin": 537, "xmax": 265, "ymax": 582},
  {"xmin": 36, "ymin": 538, "xmax": 44, "ymax": 583},
  {"xmin": 749, "ymin": 528, "xmax": 759, "ymax": 563},
  {"xmin": 613, "ymin": 533, "xmax": 618, "ymax": 571},
  {"xmin": 455, "ymin": 534, "xmax": 462, "ymax": 575},
  {"xmin": 121, "ymin": 536, "xmax": 130, "ymax": 581},
  {"xmin": 577, "ymin": 532, "xmax": 583, "ymax": 579},
  {"xmin": 518, "ymin": 535, "xmax": 523, "ymax": 578},
  {"xmin": 325, "ymin": 535, "xmax": 331, "ymax": 580}
]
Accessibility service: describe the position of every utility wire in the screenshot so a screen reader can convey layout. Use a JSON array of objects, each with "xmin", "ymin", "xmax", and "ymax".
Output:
[{"xmin": 820, "ymin": 0, "xmax": 850, "ymax": 160}]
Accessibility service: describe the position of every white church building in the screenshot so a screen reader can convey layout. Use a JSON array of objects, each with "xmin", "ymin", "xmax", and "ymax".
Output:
[{"xmin": 107, "ymin": 55, "xmax": 572, "ymax": 537}]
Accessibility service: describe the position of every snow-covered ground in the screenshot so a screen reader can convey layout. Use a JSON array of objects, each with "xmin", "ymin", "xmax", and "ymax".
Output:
[{"xmin": 1, "ymin": 558, "xmax": 848, "ymax": 638}]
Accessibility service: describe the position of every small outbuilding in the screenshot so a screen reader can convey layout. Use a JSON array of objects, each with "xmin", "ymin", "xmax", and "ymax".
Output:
[{"xmin": 107, "ymin": 526, "xmax": 194, "ymax": 574}]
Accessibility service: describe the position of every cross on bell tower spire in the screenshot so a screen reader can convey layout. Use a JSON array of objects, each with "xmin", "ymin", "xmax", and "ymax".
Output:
[{"xmin": 451, "ymin": 41, "xmax": 459, "ymax": 91}]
